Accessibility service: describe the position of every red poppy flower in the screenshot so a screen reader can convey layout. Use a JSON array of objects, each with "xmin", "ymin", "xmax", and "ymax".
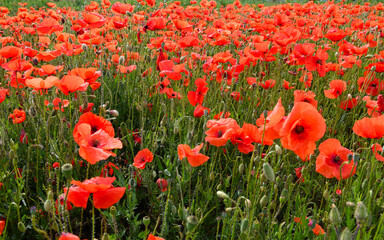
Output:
[
  {"xmin": 371, "ymin": 143, "xmax": 384, "ymax": 162},
  {"xmin": 293, "ymin": 217, "xmax": 325, "ymax": 236},
  {"xmin": 9, "ymin": 109, "xmax": 26, "ymax": 124},
  {"xmin": 156, "ymin": 178, "xmax": 168, "ymax": 192},
  {"xmin": 54, "ymin": 75, "xmax": 89, "ymax": 95},
  {"xmin": 36, "ymin": 18, "xmax": 64, "ymax": 34},
  {"xmin": 324, "ymin": 79, "xmax": 346, "ymax": 99},
  {"xmin": 0, "ymin": 220, "xmax": 4, "ymax": 236},
  {"xmin": 353, "ymin": 115, "xmax": 384, "ymax": 139},
  {"xmin": 316, "ymin": 138, "xmax": 356, "ymax": 180},
  {"xmin": 147, "ymin": 234, "xmax": 165, "ymax": 240},
  {"xmin": 76, "ymin": 123, "xmax": 123, "ymax": 164},
  {"xmin": 280, "ymin": 102, "xmax": 326, "ymax": 161},
  {"xmin": 305, "ymin": 49, "xmax": 328, "ymax": 77},
  {"xmin": 324, "ymin": 28, "xmax": 348, "ymax": 42},
  {"xmin": 73, "ymin": 113, "xmax": 115, "ymax": 145},
  {"xmin": 133, "ymin": 149, "xmax": 154, "ymax": 169},
  {"xmin": 295, "ymin": 166, "xmax": 304, "ymax": 182},
  {"xmin": 77, "ymin": 12, "xmax": 106, "ymax": 29},
  {"xmin": 111, "ymin": 2, "xmax": 135, "ymax": 14},
  {"xmin": 65, "ymin": 177, "xmax": 125, "ymax": 209},
  {"xmin": 294, "ymin": 90, "xmax": 318, "ymax": 108},
  {"xmin": 178, "ymin": 143, "xmax": 209, "ymax": 167},
  {"xmin": 0, "ymin": 88, "xmax": 9, "ymax": 104},
  {"xmin": 194, "ymin": 105, "xmax": 210, "ymax": 118},
  {"xmin": 205, "ymin": 118, "xmax": 239, "ymax": 147},
  {"xmin": 55, "ymin": 194, "xmax": 72, "ymax": 214}
]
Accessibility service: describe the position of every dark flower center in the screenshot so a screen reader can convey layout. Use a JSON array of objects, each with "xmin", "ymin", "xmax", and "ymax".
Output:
[
  {"xmin": 217, "ymin": 130, "xmax": 223, "ymax": 138},
  {"xmin": 331, "ymin": 154, "xmax": 342, "ymax": 165},
  {"xmin": 91, "ymin": 139, "xmax": 100, "ymax": 147},
  {"xmin": 294, "ymin": 125, "xmax": 305, "ymax": 135},
  {"xmin": 91, "ymin": 126, "xmax": 99, "ymax": 134}
]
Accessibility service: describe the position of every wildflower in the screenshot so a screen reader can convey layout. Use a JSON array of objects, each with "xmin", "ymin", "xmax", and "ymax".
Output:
[
  {"xmin": 9, "ymin": 109, "xmax": 26, "ymax": 124},
  {"xmin": 280, "ymin": 102, "xmax": 326, "ymax": 161},
  {"xmin": 65, "ymin": 177, "xmax": 125, "ymax": 209},
  {"xmin": 133, "ymin": 149, "xmax": 154, "ymax": 169},
  {"xmin": 316, "ymin": 139, "xmax": 356, "ymax": 180},
  {"xmin": 178, "ymin": 143, "xmax": 209, "ymax": 167}
]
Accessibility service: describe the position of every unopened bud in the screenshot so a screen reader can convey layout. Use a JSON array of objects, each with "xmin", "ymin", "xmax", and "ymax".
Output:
[
  {"xmin": 44, "ymin": 199, "xmax": 52, "ymax": 212},
  {"xmin": 323, "ymin": 189, "xmax": 330, "ymax": 200},
  {"xmin": 240, "ymin": 218, "xmax": 249, "ymax": 233},
  {"xmin": 18, "ymin": 222, "xmax": 26, "ymax": 232},
  {"xmin": 244, "ymin": 199, "xmax": 252, "ymax": 209},
  {"xmin": 339, "ymin": 227, "xmax": 352, "ymax": 240},
  {"xmin": 280, "ymin": 189, "xmax": 288, "ymax": 203},
  {"xmin": 263, "ymin": 162, "xmax": 275, "ymax": 182},
  {"xmin": 275, "ymin": 145, "xmax": 282, "ymax": 155},
  {"xmin": 217, "ymin": 191, "xmax": 230, "ymax": 200},
  {"xmin": 102, "ymin": 233, "xmax": 110, "ymax": 240},
  {"xmin": 346, "ymin": 202, "xmax": 355, "ymax": 207},
  {"xmin": 260, "ymin": 195, "xmax": 268, "ymax": 208},
  {"xmin": 238, "ymin": 163, "xmax": 244, "ymax": 174},
  {"xmin": 107, "ymin": 110, "xmax": 119, "ymax": 117},
  {"xmin": 355, "ymin": 201, "xmax": 368, "ymax": 225},
  {"xmin": 330, "ymin": 204, "xmax": 342, "ymax": 226},
  {"xmin": 186, "ymin": 215, "xmax": 198, "ymax": 232}
]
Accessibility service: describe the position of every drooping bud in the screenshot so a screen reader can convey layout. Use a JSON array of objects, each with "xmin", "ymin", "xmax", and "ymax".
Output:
[
  {"xmin": 275, "ymin": 145, "xmax": 282, "ymax": 155},
  {"xmin": 217, "ymin": 191, "xmax": 230, "ymax": 200}
]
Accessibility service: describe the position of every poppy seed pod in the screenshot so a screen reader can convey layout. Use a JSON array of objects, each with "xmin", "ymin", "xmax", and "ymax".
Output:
[
  {"xmin": 110, "ymin": 206, "xmax": 116, "ymax": 216},
  {"xmin": 143, "ymin": 216, "xmax": 150, "ymax": 227},
  {"xmin": 61, "ymin": 163, "xmax": 73, "ymax": 180}
]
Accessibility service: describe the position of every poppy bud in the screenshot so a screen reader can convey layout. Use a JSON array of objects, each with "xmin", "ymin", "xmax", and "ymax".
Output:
[
  {"xmin": 81, "ymin": 44, "xmax": 88, "ymax": 51},
  {"xmin": 216, "ymin": 184, "xmax": 222, "ymax": 190},
  {"xmin": 44, "ymin": 199, "xmax": 53, "ymax": 212},
  {"xmin": 275, "ymin": 145, "xmax": 282, "ymax": 155},
  {"xmin": 323, "ymin": 189, "xmax": 330, "ymax": 200},
  {"xmin": 9, "ymin": 149, "xmax": 15, "ymax": 159},
  {"xmin": 240, "ymin": 218, "xmax": 249, "ymax": 233},
  {"xmin": 330, "ymin": 204, "xmax": 342, "ymax": 226},
  {"xmin": 217, "ymin": 191, "xmax": 230, "ymax": 200},
  {"xmin": 260, "ymin": 195, "xmax": 268, "ymax": 208},
  {"xmin": 18, "ymin": 222, "xmax": 26, "ymax": 232},
  {"xmin": 263, "ymin": 110, "xmax": 268, "ymax": 119},
  {"xmin": 143, "ymin": 216, "xmax": 150, "ymax": 227},
  {"xmin": 280, "ymin": 189, "xmax": 288, "ymax": 203},
  {"xmin": 52, "ymin": 221, "xmax": 59, "ymax": 232},
  {"xmin": 186, "ymin": 215, "xmax": 198, "ymax": 232},
  {"xmin": 61, "ymin": 163, "xmax": 73, "ymax": 180},
  {"xmin": 355, "ymin": 201, "xmax": 368, "ymax": 225},
  {"xmin": 238, "ymin": 163, "xmax": 244, "ymax": 174},
  {"xmin": 29, "ymin": 107, "xmax": 36, "ymax": 117},
  {"xmin": 339, "ymin": 227, "xmax": 352, "ymax": 240},
  {"xmin": 225, "ymin": 207, "xmax": 233, "ymax": 213},
  {"xmin": 244, "ymin": 199, "xmax": 252, "ymax": 209},
  {"xmin": 102, "ymin": 233, "xmax": 110, "ymax": 240},
  {"xmin": 263, "ymin": 162, "xmax": 275, "ymax": 182},
  {"xmin": 107, "ymin": 110, "xmax": 119, "ymax": 117},
  {"xmin": 352, "ymin": 154, "xmax": 360, "ymax": 164},
  {"xmin": 346, "ymin": 202, "xmax": 355, "ymax": 207},
  {"xmin": 118, "ymin": 56, "xmax": 125, "ymax": 64},
  {"xmin": 210, "ymin": 172, "xmax": 215, "ymax": 181},
  {"xmin": 32, "ymin": 58, "xmax": 38, "ymax": 65}
]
